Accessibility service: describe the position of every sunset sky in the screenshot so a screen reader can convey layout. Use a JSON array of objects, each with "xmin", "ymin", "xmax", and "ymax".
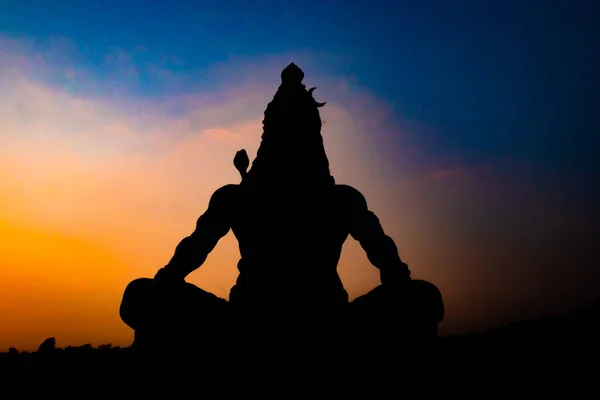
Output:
[{"xmin": 1, "ymin": 0, "xmax": 598, "ymax": 351}]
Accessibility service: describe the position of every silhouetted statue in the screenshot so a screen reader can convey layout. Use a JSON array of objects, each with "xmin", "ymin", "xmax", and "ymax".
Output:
[{"xmin": 120, "ymin": 63, "xmax": 444, "ymax": 355}]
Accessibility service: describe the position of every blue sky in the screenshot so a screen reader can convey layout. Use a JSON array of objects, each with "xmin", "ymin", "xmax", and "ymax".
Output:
[{"xmin": 2, "ymin": 0, "xmax": 598, "ymax": 175}]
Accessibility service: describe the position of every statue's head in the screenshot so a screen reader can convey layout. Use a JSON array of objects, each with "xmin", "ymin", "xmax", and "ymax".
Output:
[
  {"xmin": 262, "ymin": 63, "xmax": 326, "ymax": 138},
  {"xmin": 242, "ymin": 63, "xmax": 334, "ymax": 190}
]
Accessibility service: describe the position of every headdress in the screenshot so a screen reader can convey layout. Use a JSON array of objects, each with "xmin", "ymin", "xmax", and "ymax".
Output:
[{"xmin": 240, "ymin": 63, "xmax": 334, "ymax": 189}]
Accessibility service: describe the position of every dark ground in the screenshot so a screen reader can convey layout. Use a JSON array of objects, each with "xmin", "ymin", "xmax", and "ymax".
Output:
[{"xmin": 1, "ymin": 301, "xmax": 597, "ymax": 391}]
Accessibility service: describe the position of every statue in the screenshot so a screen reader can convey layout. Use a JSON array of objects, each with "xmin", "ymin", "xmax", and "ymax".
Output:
[{"xmin": 119, "ymin": 63, "xmax": 444, "ymax": 356}]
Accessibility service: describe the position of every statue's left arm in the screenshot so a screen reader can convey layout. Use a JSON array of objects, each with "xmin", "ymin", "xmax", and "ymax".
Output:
[
  {"xmin": 342, "ymin": 185, "xmax": 411, "ymax": 288},
  {"xmin": 155, "ymin": 185, "xmax": 236, "ymax": 282}
]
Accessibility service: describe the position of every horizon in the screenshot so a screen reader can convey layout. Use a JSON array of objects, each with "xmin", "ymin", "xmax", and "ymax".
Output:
[
  {"xmin": 1, "ymin": 1, "xmax": 599, "ymax": 352},
  {"xmin": 5, "ymin": 296, "xmax": 600, "ymax": 353}
]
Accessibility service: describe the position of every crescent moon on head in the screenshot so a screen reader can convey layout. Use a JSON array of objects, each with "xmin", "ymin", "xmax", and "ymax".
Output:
[{"xmin": 308, "ymin": 87, "xmax": 327, "ymax": 107}]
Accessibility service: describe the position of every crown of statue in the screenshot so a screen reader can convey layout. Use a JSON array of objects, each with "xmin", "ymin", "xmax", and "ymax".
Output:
[
  {"xmin": 281, "ymin": 62, "xmax": 305, "ymax": 84},
  {"xmin": 277, "ymin": 63, "xmax": 326, "ymax": 108},
  {"xmin": 240, "ymin": 63, "xmax": 334, "ymax": 188}
]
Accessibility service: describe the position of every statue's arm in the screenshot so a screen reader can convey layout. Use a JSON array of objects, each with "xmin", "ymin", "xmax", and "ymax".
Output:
[
  {"xmin": 156, "ymin": 185, "xmax": 235, "ymax": 282},
  {"xmin": 342, "ymin": 185, "xmax": 411, "ymax": 286}
]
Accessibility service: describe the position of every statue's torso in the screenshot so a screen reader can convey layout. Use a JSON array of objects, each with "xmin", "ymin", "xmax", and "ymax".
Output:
[{"xmin": 227, "ymin": 184, "xmax": 352, "ymax": 304}]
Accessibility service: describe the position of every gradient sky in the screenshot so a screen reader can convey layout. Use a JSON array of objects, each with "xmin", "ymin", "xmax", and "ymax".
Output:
[{"xmin": 1, "ymin": 0, "xmax": 598, "ymax": 351}]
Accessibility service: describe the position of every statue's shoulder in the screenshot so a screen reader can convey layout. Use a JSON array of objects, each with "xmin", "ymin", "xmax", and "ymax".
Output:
[
  {"xmin": 333, "ymin": 184, "xmax": 367, "ymax": 209},
  {"xmin": 210, "ymin": 184, "xmax": 241, "ymax": 207},
  {"xmin": 214, "ymin": 183, "xmax": 240, "ymax": 195}
]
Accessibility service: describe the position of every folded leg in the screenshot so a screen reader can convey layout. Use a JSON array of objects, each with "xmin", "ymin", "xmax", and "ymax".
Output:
[
  {"xmin": 350, "ymin": 280, "xmax": 444, "ymax": 343},
  {"xmin": 120, "ymin": 278, "xmax": 229, "ymax": 353}
]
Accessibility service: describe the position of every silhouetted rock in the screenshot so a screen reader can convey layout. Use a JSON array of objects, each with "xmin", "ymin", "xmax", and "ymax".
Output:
[{"xmin": 37, "ymin": 337, "xmax": 56, "ymax": 353}]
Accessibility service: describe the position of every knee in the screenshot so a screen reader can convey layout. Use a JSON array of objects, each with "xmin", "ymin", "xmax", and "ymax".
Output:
[
  {"xmin": 352, "ymin": 280, "xmax": 444, "ymax": 324},
  {"xmin": 410, "ymin": 280, "xmax": 444, "ymax": 324},
  {"xmin": 120, "ymin": 278, "xmax": 154, "ymax": 330},
  {"xmin": 122, "ymin": 278, "xmax": 154, "ymax": 306}
]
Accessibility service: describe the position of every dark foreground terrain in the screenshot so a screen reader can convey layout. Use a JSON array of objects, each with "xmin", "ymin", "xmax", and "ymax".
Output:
[{"xmin": 1, "ymin": 301, "xmax": 598, "ymax": 390}]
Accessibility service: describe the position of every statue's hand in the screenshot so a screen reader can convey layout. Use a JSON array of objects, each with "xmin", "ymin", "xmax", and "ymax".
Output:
[
  {"xmin": 380, "ymin": 265, "xmax": 411, "ymax": 305},
  {"xmin": 380, "ymin": 263, "xmax": 411, "ymax": 286},
  {"xmin": 382, "ymin": 282, "xmax": 410, "ymax": 307},
  {"xmin": 153, "ymin": 267, "xmax": 185, "ymax": 290}
]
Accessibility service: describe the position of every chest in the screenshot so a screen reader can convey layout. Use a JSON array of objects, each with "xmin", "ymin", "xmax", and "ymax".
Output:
[{"xmin": 231, "ymin": 195, "xmax": 347, "ymax": 241}]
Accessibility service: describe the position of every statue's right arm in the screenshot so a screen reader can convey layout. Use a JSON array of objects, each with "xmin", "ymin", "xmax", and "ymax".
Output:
[{"xmin": 155, "ymin": 185, "xmax": 236, "ymax": 282}]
